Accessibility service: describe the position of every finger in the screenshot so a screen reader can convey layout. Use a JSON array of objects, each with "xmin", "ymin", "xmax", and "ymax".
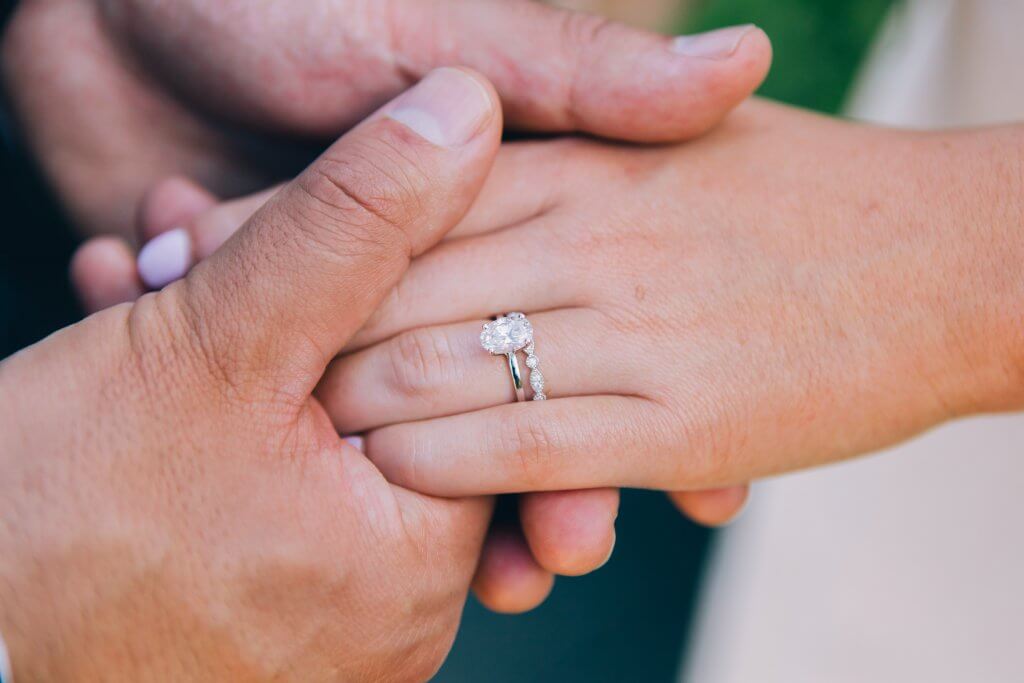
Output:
[
  {"xmin": 396, "ymin": 0, "xmax": 773, "ymax": 142},
  {"xmin": 667, "ymin": 485, "xmax": 750, "ymax": 527},
  {"xmin": 348, "ymin": 222, "xmax": 589, "ymax": 350},
  {"xmin": 138, "ymin": 140, "xmax": 577, "ymax": 288},
  {"xmin": 365, "ymin": 395, "xmax": 674, "ymax": 497},
  {"xmin": 171, "ymin": 68, "xmax": 502, "ymax": 389},
  {"xmin": 471, "ymin": 523, "xmax": 555, "ymax": 614},
  {"xmin": 449, "ymin": 141, "xmax": 578, "ymax": 239},
  {"xmin": 140, "ymin": 180, "xmax": 280, "ymax": 262},
  {"xmin": 136, "ymin": 180, "xmax": 281, "ymax": 290},
  {"xmin": 319, "ymin": 311, "xmax": 638, "ymax": 434},
  {"xmin": 137, "ymin": 176, "xmax": 219, "ymax": 244},
  {"xmin": 134, "ymin": 178, "xmax": 216, "ymax": 290},
  {"xmin": 519, "ymin": 489, "xmax": 618, "ymax": 577},
  {"xmin": 70, "ymin": 237, "xmax": 144, "ymax": 313}
]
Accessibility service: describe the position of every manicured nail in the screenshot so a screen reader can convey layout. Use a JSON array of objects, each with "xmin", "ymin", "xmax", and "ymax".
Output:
[
  {"xmin": 672, "ymin": 24, "xmax": 756, "ymax": 59},
  {"xmin": 386, "ymin": 67, "xmax": 493, "ymax": 146},
  {"xmin": 137, "ymin": 228, "xmax": 192, "ymax": 289},
  {"xmin": 343, "ymin": 435, "xmax": 365, "ymax": 452}
]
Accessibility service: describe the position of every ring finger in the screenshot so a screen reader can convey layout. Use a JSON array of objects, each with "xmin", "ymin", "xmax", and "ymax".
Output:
[{"xmin": 317, "ymin": 308, "xmax": 642, "ymax": 435}]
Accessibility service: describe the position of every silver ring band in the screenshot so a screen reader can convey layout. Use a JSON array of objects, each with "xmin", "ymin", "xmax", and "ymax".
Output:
[{"xmin": 506, "ymin": 351, "xmax": 526, "ymax": 402}]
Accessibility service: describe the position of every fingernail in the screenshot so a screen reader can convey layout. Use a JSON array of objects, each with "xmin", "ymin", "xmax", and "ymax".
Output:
[
  {"xmin": 386, "ymin": 67, "xmax": 493, "ymax": 146},
  {"xmin": 672, "ymin": 24, "xmax": 756, "ymax": 59},
  {"xmin": 343, "ymin": 435, "xmax": 365, "ymax": 452},
  {"xmin": 137, "ymin": 228, "xmax": 192, "ymax": 289}
]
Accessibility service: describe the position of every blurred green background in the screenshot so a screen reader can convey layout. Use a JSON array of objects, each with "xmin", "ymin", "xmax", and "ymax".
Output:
[
  {"xmin": 435, "ymin": 1, "xmax": 894, "ymax": 681},
  {"xmin": 685, "ymin": 0, "xmax": 894, "ymax": 113}
]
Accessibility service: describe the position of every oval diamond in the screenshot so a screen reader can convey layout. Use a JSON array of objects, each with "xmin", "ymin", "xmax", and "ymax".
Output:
[{"xmin": 480, "ymin": 316, "xmax": 533, "ymax": 354}]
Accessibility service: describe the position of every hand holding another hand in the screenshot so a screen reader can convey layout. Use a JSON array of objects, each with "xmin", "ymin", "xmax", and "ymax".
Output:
[
  {"xmin": 101, "ymin": 101, "xmax": 1024, "ymax": 581},
  {"xmin": 0, "ymin": 69, "xmax": 503, "ymax": 681},
  {"xmin": 336, "ymin": 102, "xmax": 1024, "ymax": 495}
]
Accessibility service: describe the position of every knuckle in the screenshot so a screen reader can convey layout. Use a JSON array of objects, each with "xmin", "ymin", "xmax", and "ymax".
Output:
[
  {"xmin": 121, "ymin": 287, "xmax": 221, "ymax": 399},
  {"xmin": 556, "ymin": 10, "xmax": 616, "ymax": 124},
  {"xmin": 661, "ymin": 396, "xmax": 741, "ymax": 488},
  {"xmin": 387, "ymin": 327, "xmax": 458, "ymax": 399},
  {"xmin": 497, "ymin": 410, "xmax": 567, "ymax": 488},
  {"xmin": 296, "ymin": 137, "xmax": 430, "ymax": 253},
  {"xmin": 559, "ymin": 10, "xmax": 616, "ymax": 51},
  {"xmin": 127, "ymin": 281, "xmax": 279, "ymax": 408}
]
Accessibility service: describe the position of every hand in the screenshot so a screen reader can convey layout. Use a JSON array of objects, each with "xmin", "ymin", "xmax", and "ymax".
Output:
[
  {"xmin": 0, "ymin": 68, "xmax": 502, "ymax": 681},
  {"xmin": 1, "ymin": 0, "xmax": 771, "ymax": 237},
  {"xmin": 327, "ymin": 100, "xmax": 1023, "ymax": 493},
  {"xmin": 139, "ymin": 101, "xmax": 1024, "ymax": 499}
]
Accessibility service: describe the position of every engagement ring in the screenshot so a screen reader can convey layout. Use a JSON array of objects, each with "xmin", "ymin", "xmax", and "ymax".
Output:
[{"xmin": 480, "ymin": 312, "xmax": 546, "ymax": 401}]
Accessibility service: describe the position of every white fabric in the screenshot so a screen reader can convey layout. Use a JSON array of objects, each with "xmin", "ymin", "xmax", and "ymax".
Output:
[
  {"xmin": 0, "ymin": 628, "xmax": 11, "ymax": 683},
  {"xmin": 845, "ymin": 0, "xmax": 1024, "ymax": 128},
  {"xmin": 683, "ymin": 2, "xmax": 1024, "ymax": 681}
]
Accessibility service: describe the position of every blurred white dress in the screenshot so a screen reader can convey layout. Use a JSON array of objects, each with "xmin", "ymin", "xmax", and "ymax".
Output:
[{"xmin": 683, "ymin": 2, "xmax": 1024, "ymax": 681}]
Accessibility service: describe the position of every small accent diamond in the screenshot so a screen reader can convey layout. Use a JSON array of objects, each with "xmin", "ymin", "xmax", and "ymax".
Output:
[{"xmin": 525, "ymin": 345, "xmax": 545, "ymax": 400}]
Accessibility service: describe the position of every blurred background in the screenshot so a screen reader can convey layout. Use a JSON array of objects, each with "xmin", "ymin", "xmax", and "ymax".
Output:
[{"xmin": 0, "ymin": 0, "xmax": 894, "ymax": 681}]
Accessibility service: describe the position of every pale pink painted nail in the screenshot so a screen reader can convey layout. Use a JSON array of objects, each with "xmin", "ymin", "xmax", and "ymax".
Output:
[
  {"xmin": 343, "ymin": 436, "xmax": 365, "ymax": 452},
  {"xmin": 386, "ymin": 67, "xmax": 493, "ymax": 146},
  {"xmin": 137, "ymin": 228, "xmax": 192, "ymax": 289},
  {"xmin": 672, "ymin": 24, "xmax": 756, "ymax": 59}
]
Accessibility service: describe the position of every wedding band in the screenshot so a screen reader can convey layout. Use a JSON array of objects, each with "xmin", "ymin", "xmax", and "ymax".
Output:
[
  {"xmin": 505, "ymin": 348, "xmax": 526, "ymax": 402},
  {"xmin": 480, "ymin": 312, "xmax": 547, "ymax": 401}
]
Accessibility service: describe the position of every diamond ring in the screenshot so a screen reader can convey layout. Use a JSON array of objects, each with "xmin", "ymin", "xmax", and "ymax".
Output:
[{"xmin": 480, "ymin": 312, "xmax": 547, "ymax": 401}]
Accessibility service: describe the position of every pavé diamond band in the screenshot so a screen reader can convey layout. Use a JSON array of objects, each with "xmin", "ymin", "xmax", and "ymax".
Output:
[{"xmin": 480, "ymin": 312, "xmax": 546, "ymax": 401}]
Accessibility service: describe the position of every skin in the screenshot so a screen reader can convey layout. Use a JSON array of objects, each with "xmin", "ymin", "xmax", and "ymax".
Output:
[
  {"xmin": 0, "ymin": 68, "xmax": 507, "ymax": 681},
  {"xmin": 71, "ymin": 161, "xmax": 753, "ymax": 614},
  {"xmin": 337, "ymin": 101, "xmax": 1024, "ymax": 494},
  {"xmin": 0, "ymin": 0, "xmax": 771, "ymax": 238},
  {"xmin": 2, "ymin": 0, "xmax": 774, "ymax": 611},
  {"xmin": 80, "ymin": 100, "xmax": 1024, "ymax": 562}
]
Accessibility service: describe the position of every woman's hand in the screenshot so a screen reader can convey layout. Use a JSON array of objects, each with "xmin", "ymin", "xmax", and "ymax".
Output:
[
  {"xmin": 0, "ymin": 69, "xmax": 503, "ymax": 680},
  {"xmin": 1, "ymin": 0, "xmax": 770, "ymax": 237},
  {"xmin": 123, "ymin": 100, "xmax": 1024, "ymax": 485},
  {"xmin": 332, "ymin": 101, "xmax": 1024, "ymax": 494},
  {"xmin": 75, "ymin": 100, "xmax": 1024, "ymax": 609}
]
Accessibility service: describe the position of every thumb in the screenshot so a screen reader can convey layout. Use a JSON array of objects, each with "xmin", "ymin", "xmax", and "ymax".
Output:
[
  {"xmin": 168, "ymin": 68, "xmax": 501, "ymax": 393},
  {"xmin": 396, "ymin": 0, "xmax": 772, "ymax": 142}
]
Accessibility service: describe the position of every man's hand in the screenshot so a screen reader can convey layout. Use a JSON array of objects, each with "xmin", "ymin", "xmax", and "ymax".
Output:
[
  {"xmin": 0, "ymin": 0, "xmax": 770, "ymax": 237},
  {"xmin": 0, "ymin": 68, "xmax": 502, "ymax": 681}
]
